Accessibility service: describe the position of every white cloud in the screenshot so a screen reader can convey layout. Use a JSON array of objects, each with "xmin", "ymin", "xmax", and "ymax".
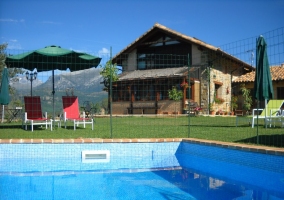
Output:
[
  {"xmin": 98, "ymin": 47, "xmax": 110, "ymax": 56},
  {"xmin": 40, "ymin": 21, "xmax": 60, "ymax": 25},
  {"xmin": 7, "ymin": 39, "xmax": 22, "ymax": 50},
  {"xmin": 0, "ymin": 19, "xmax": 17, "ymax": 22},
  {"xmin": 98, "ymin": 47, "xmax": 111, "ymax": 65},
  {"xmin": 69, "ymin": 48, "xmax": 87, "ymax": 53},
  {"xmin": 0, "ymin": 19, "xmax": 24, "ymax": 23}
]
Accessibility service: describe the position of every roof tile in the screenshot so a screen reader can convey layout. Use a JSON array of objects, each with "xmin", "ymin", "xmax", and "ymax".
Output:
[
  {"xmin": 233, "ymin": 66, "xmax": 284, "ymax": 83},
  {"xmin": 118, "ymin": 67, "xmax": 197, "ymax": 81}
]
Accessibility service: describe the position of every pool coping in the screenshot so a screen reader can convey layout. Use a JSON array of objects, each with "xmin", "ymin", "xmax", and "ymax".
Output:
[{"xmin": 1, "ymin": 138, "xmax": 284, "ymax": 156}]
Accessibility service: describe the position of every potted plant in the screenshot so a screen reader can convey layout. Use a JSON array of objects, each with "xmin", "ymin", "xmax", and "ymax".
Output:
[
  {"xmin": 231, "ymin": 95, "xmax": 238, "ymax": 115},
  {"xmin": 168, "ymin": 86, "xmax": 183, "ymax": 118},
  {"xmin": 217, "ymin": 109, "xmax": 223, "ymax": 115},
  {"xmin": 240, "ymin": 84, "xmax": 252, "ymax": 115},
  {"xmin": 214, "ymin": 97, "xmax": 225, "ymax": 104},
  {"xmin": 209, "ymin": 103, "xmax": 215, "ymax": 115},
  {"xmin": 194, "ymin": 107, "xmax": 202, "ymax": 115},
  {"xmin": 180, "ymin": 81, "xmax": 189, "ymax": 89}
]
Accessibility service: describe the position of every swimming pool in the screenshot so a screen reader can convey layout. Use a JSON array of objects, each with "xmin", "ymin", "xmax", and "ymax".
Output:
[{"xmin": 0, "ymin": 140, "xmax": 284, "ymax": 199}]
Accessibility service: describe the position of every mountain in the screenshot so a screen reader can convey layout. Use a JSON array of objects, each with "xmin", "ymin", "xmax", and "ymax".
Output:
[
  {"xmin": 10, "ymin": 75, "xmax": 43, "ymax": 90},
  {"xmin": 11, "ymin": 67, "xmax": 107, "ymax": 114},
  {"xmin": 36, "ymin": 67, "xmax": 104, "ymax": 93}
]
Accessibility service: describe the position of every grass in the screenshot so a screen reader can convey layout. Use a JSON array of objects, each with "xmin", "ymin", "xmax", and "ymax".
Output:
[{"xmin": 0, "ymin": 115, "xmax": 283, "ymax": 147}]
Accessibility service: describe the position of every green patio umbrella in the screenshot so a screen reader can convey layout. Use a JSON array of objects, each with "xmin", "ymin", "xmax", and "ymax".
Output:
[
  {"xmin": 6, "ymin": 45, "xmax": 101, "ymax": 71},
  {"xmin": 0, "ymin": 67, "xmax": 10, "ymax": 122},
  {"xmin": 253, "ymin": 35, "xmax": 274, "ymax": 138},
  {"xmin": 253, "ymin": 36, "xmax": 274, "ymax": 101},
  {"xmin": 5, "ymin": 45, "xmax": 101, "ymax": 120}
]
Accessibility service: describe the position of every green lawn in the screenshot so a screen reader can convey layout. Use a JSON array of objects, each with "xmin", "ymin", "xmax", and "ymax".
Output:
[{"xmin": 0, "ymin": 115, "xmax": 283, "ymax": 147}]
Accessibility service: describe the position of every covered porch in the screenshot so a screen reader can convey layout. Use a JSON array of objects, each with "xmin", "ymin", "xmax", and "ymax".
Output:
[{"xmin": 111, "ymin": 67, "xmax": 200, "ymax": 115}]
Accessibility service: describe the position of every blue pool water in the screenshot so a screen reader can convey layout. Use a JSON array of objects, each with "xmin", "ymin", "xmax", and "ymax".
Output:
[{"xmin": 0, "ymin": 142, "xmax": 284, "ymax": 200}]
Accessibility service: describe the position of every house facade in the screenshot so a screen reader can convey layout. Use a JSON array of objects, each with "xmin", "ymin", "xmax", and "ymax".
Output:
[
  {"xmin": 233, "ymin": 65, "xmax": 284, "ymax": 109},
  {"xmin": 111, "ymin": 23, "xmax": 253, "ymax": 115}
]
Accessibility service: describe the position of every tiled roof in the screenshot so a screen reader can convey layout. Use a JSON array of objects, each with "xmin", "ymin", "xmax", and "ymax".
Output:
[
  {"xmin": 118, "ymin": 67, "xmax": 198, "ymax": 81},
  {"xmin": 233, "ymin": 66, "xmax": 284, "ymax": 83},
  {"xmin": 112, "ymin": 23, "xmax": 253, "ymax": 70},
  {"xmin": 113, "ymin": 23, "xmax": 218, "ymax": 56}
]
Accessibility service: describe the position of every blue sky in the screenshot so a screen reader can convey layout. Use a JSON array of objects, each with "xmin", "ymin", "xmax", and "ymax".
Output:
[
  {"xmin": 1, "ymin": 0, "xmax": 284, "ymax": 55},
  {"xmin": 1, "ymin": 0, "xmax": 284, "ymax": 81}
]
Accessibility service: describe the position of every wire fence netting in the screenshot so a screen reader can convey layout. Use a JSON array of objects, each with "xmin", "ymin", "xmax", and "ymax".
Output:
[{"xmin": 1, "ymin": 27, "xmax": 284, "ymax": 148}]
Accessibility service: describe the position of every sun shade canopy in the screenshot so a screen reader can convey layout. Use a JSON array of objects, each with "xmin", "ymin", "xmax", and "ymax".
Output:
[{"xmin": 5, "ymin": 45, "xmax": 101, "ymax": 72}]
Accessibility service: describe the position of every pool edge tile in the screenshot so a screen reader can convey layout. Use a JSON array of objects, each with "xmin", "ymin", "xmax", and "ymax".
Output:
[
  {"xmin": 32, "ymin": 139, "xmax": 43, "ymax": 144},
  {"xmin": 92, "ymin": 138, "xmax": 104, "ymax": 143},
  {"xmin": 103, "ymin": 139, "xmax": 114, "ymax": 143},
  {"xmin": 11, "ymin": 139, "xmax": 23, "ymax": 143},
  {"xmin": 42, "ymin": 139, "xmax": 53, "ymax": 143},
  {"xmin": 0, "ymin": 137, "xmax": 283, "ymax": 156},
  {"xmin": 73, "ymin": 139, "xmax": 84, "ymax": 143},
  {"xmin": 181, "ymin": 138, "xmax": 283, "ymax": 156},
  {"xmin": 63, "ymin": 139, "xmax": 74, "ymax": 143}
]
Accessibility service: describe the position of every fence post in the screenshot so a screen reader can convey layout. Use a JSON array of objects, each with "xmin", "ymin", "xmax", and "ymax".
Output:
[
  {"xmin": 110, "ymin": 47, "xmax": 113, "ymax": 138},
  {"xmin": 188, "ymin": 54, "xmax": 191, "ymax": 138}
]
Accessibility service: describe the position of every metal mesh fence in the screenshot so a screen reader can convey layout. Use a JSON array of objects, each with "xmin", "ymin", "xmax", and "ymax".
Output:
[{"xmin": 1, "ymin": 27, "xmax": 284, "ymax": 147}]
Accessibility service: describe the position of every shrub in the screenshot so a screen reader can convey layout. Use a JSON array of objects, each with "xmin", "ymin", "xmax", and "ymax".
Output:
[{"xmin": 214, "ymin": 97, "xmax": 225, "ymax": 104}]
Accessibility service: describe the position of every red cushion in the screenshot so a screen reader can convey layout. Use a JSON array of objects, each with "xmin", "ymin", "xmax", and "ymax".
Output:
[
  {"xmin": 62, "ymin": 96, "xmax": 80, "ymax": 119},
  {"xmin": 24, "ymin": 96, "xmax": 44, "ymax": 119}
]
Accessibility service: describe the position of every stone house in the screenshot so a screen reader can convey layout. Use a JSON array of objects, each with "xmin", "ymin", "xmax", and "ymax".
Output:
[
  {"xmin": 233, "ymin": 65, "xmax": 284, "ymax": 109},
  {"xmin": 111, "ymin": 23, "xmax": 253, "ymax": 115}
]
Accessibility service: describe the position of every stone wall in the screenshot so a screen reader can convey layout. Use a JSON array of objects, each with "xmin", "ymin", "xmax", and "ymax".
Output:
[
  {"xmin": 210, "ymin": 68, "xmax": 232, "ymax": 112},
  {"xmin": 112, "ymin": 100, "xmax": 183, "ymax": 115},
  {"xmin": 158, "ymin": 100, "xmax": 183, "ymax": 114},
  {"xmin": 112, "ymin": 102, "xmax": 129, "ymax": 115},
  {"xmin": 199, "ymin": 51, "xmax": 245, "ymax": 113}
]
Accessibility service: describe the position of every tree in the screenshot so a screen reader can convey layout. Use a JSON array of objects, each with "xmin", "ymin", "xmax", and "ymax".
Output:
[
  {"xmin": 100, "ymin": 60, "xmax": 119, "ymax": 86},
  {"xmin": 0, "ymin": 43, "xmax": 22, "ymax": 79},
  {"xmin": 168, "ymin": 86, "xmax": 183, "ymax": 118},
  {"xmin": 93, "ymin": 102, "xmax": 101, "ymax": 114},
  {"xmin": 0, "ymin": 43, "xmax": 8, "ymax": 77},
  {"xmin": 101, "ymin": 98, "xmax": 109, "ymax": 114},
  {"xmin": 100, "ymin": 60, "xmax": 119, "ymax": 114},
  {"xmin": 231, "ymin": 95, "xmax": 238, "ymax": 111},
  {"xmin": 240, "ymin": 84, "xmax": 252, "ymax": 114}
]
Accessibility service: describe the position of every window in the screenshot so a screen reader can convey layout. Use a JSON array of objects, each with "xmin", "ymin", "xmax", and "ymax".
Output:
[
  {"xmin": 137, "ymin": 53, "xmax": 187, "ymax": 70},
  {"xmin": 215, "ymin": 84, "xmax": 221, "ymax": 97},
  {"xmin": 136, "ymin": 35, "xmax": 190, "ymax": 70},
  {"xmin": 138, "ymin": 61, "xmax": 146, "ymax": 69},
  {"xmin": 277, "ymin": 87, "xmax": 284, "ymax": 99},
  {"xmin": 137, "ymin": 54, "xmax": 146, "ymax": 70},
  {"xmin": 214, "ymin": 81, "xmax": 223, "ymax": 98},
  {"xmin": 149, "ymin": 37, "xmax": 180, "ymax": 47}
]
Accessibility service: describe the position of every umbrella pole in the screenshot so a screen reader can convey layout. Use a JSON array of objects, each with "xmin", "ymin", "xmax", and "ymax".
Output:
[
  {"xmin": 1, "ymin": 105, "xmax": 4, "ymax": 123},
  {"xmin": 52, "ymin": 70, "xmax": 55, "ymax": 122},
  {"xmin": 256, "ymin": 101, "xmax": 259, "ymax": 145},
  {"xmin": 265, "ymin": 99, "xmax": 267, "ymax": 128}
]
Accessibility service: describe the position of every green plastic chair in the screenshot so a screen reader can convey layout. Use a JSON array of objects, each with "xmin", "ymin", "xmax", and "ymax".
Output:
[{"xmin": 251, "ymin": 100, "xmax": 284, "ymax": 128}]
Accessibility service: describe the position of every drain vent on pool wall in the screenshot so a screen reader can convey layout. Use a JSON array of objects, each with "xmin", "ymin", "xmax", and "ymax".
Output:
[{"xmin": 82, "ymin": 150, "xmax": 110, "ymax": 163}]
